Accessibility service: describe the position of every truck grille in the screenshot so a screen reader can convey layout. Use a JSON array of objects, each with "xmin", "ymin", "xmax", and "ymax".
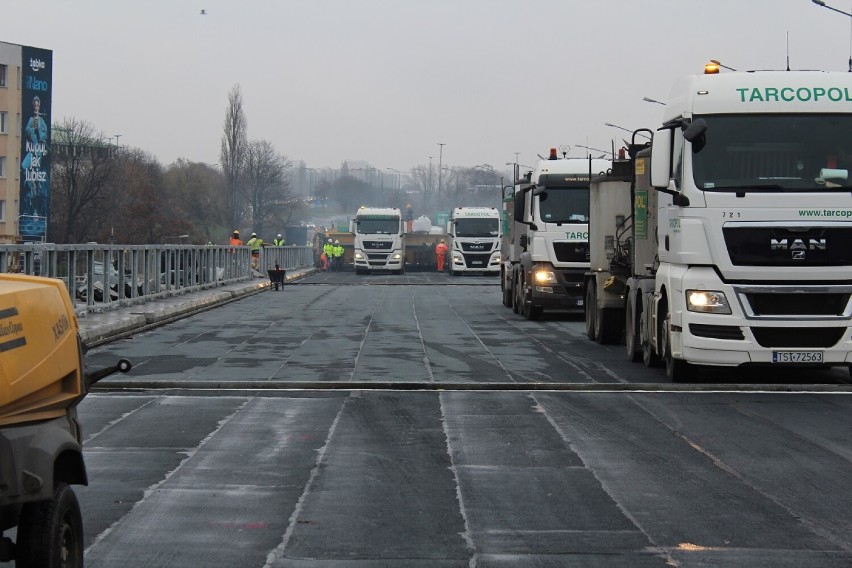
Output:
[
  {"xmin": 751, "ymin": 327, "xmax": 845, "ymax": 348},
  {"xmin": 553, "ymin": 242, "xmax": 589, "ymax": 263},
  {"xmin": 723, "ymin": 226, "xmax": 852, "ymax": 266},
  {"xmin": 462, "ymin": 253, "xmax": 491, "ymax": 267},
  {"xmin": 745, "ymin": 293, "xmax": 850, "ymax": 316}
]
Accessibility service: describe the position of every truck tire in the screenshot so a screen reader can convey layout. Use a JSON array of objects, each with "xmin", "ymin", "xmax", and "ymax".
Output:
[
  {"xmin": 596, "ymin": 308, "xmax": 623, "ymax": 345},
  {"xmin": 584, "ymin": 285, "xmax": 596, "ymax": 340},
  {"xmin": 512, "ymin": 273, "xmax": 522, "ymax": 314},
  {"xmin": 16, "ymin": 483, "xmax": 84, "ymax": 568},
  {"xmin": 502, "ymin": 277, "xmax": 512, "ymax": 307},
  {"xmin": 625, "ymin": 296, "xmax": 642, "ymax": 362},
  {"xmin": 640, "ymin": 308, "xmax": 662, "ymax": 368}
]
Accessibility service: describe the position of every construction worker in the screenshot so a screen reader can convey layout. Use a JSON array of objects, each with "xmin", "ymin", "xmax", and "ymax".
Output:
[
  {"xmin": 323, "ymin": 238, "xmax": 334, "ymax": 272},
  {"xmin": 229, "ymin": 230, "xmax": 242, "ymax": 248},
  {"xmin": 332, "ymin": 239, "xmax": 344, "ymax": 272},
  {"xmin": 247, "ymin": 232, "xmax": 263, "ymax": 271},
  {"xmin": 435, "ymin": 239, "xmax": 448, "ymax": 272},
  {"xmin": 273, "ymin": 233, "xmax": 285, "ymax": 246},
  {"xmin": 404, "ymin": 204, "xmax": 414, "ymax": 233}
]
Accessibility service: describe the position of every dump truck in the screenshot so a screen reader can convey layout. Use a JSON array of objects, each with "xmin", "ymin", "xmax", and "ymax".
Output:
[
  {"xmin": 501, "ymin": 150, "xmax": 611, "ymax": 319},
  {"xmin": 446, "ymin": 206, "xmax": 501, "ymax": 275},
  {"xmin": 586, "ymin": 65, "xmax": 852, "ymax": 381},
  {"xmin": 0, "ymin": 273, "xmax": 130, "ymax": 566}
]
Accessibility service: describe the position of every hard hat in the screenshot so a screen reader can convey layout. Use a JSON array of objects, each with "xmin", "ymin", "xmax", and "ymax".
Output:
[
  {"xmin": 277, "ymin": 233, "xmax": 282, "ymax": 238},
  {"xmin": 440, "ymin": 239, "xmax": 445, "ymax": 243},
  {"xmin": 328, "ymin": 238, "xmax": 333, "ymax": 243},
  {"xmin": 335, "ymin": 240, "xmax": 340, "ymax": 244},
  {"xmin": 251, "ymin": 232, "xmax": 257, "ymax": 237},
  {"xmin": 233, "ymin": 230, "xmax": 239, "ymax": 235}
]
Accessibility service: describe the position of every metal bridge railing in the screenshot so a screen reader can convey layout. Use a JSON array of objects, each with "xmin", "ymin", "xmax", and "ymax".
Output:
[{"xmin": 0, "ymin": 244, "xmax": 313, "ymax": 314}]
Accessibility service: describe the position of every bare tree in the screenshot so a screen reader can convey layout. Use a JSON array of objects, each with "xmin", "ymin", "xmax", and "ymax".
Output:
[
  {"xmin": 49, "ymin": 118, "xmax": 118, "ymax": 243},
  {"xmin": 244, "ymin": 139, "xmax": 292, "ymax": 237},
  {"xmin": 220, "ymin": 85, "xmax": 247, "ymax": 232}
]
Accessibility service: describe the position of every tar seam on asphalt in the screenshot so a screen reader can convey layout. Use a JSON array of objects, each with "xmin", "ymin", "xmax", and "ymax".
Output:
[
  {"xmin": 263, "ymin": 394, "xmax": 351, "ymax": 567},
  {"xmin": 84, "ymin": 398, "xmax": 254, "ymax": 555}
]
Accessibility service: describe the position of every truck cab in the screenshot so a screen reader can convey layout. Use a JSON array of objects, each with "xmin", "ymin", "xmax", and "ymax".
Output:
[
  {"xmin": 502, "ymin": 150, "xmax": 611, "ymax": 319},
  {"xmin": 642, "ymin": 68, "xmax": 852, "ymax": 380},
  {"xmin": 351, "ymin": 206, "xmax": 405, "ymax": 275},
  {"xmin": 447, "ymin": 206, "xmax": 501, "ymax": 275}
]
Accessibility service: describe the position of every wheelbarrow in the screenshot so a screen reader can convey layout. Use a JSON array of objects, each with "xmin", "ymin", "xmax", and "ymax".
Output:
[{"xmin": 267, "ymin": 267, "xmax": 286, "ymax": 291}]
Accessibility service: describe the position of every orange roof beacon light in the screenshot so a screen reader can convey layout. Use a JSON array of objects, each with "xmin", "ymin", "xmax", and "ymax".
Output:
[
  {"xmin": 704, "ymin": 62, "xmax": 720, "ymax": 74},
  {"xmin": 548, "ymin": 147, "xmax": 558, "ymax": 160}
]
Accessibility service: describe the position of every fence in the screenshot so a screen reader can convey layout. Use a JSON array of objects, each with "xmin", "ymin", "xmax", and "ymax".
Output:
[{"xmin": 0, "ymin": 243, "xmax": 314, "ymax": 314}]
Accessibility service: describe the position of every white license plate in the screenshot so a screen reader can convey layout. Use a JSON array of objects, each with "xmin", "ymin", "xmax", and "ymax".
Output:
[
  {"xmin": 471, "ymin": 261, "xmax": 483, "ymax": 265},
  {"xmin": 772, "ymin": 351, "xmax": 824, "ymax": 363}
]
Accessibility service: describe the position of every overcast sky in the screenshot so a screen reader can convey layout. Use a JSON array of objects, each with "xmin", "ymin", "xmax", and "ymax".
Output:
[{"xmin": 2, "ymin": 0, "xmax": 850, "ymax": 175}]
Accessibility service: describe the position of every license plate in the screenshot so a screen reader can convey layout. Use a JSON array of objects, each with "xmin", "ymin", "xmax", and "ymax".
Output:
[
  {"xmin": 471, "ymin": 261, "xmax": 483, "ymax": 265},
  {"xmin": 772, "ymin": 351, "xmax": 823, "ymax": 363}
]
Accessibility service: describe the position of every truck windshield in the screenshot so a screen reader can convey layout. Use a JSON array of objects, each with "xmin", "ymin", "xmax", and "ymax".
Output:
[
  {"xmin": 537, "ymin": 188, "xmax": 590, "ymax": 223},
  {"xmin": 454, "ymin": 218, "xmax": 499, "ymax": 237},
  {"xmin": 356, "ymin": 217, "xmax": 400, "ymax": 234},
  {"xmin": 692, "ymin": 114, "xmax": 852, "ymax": 192}
]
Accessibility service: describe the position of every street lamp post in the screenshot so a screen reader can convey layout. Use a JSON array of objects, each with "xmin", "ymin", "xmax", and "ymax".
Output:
[
  {"xmin": 437, "ymin": 143, "xmax": 445, "ymax": 198},
  {"xmin": 811, "ymin": 0, "xmax": 852, "ymax": 72},
  {"xmin": 604, "ymin": 122, "xmax": 651, "ymax": 140},
  {"xmin": 114, "ymin": 134, "xmax": 122, "ymax": 148},
  {"xmin": 386, "ymin": 168, "xmax": 402, "ymax": 191}
]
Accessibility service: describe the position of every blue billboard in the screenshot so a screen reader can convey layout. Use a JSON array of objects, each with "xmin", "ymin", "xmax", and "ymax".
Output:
[{"xmin": 19, "ymin": 46, "xmax": 52, "ymax": 242}]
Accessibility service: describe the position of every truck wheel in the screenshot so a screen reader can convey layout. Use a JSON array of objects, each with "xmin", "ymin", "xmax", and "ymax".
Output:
[
  {"xmin": 640, "ymin": 309, "xmax": 662, "ymax": 368},
  {"xmin": 597, "ymin": 308, "xmax": 623, "ymax": 345},
  {"xmin": 625, "ymin": 297, "xmax": 642, "ymax": 362},
  {"xmin": 502, "ymin": 277, "xmax": 512, "ymax": 307},
  {"xmin": 16, "ymin": 483, "xmax": 84, "ymax": 568},
  {"xmin": 512, "ymin": 273, "xmax": 522, "ymax": 314},
  {"xmin": 584, "ymin": 285, "xmax": 596, "ymax": 340},
  {"xmin": 525, "ymin": 302, "xmax": 542, "ymax": 320},
  {"xmin": 663, "ymin": 310, "xmax": 694, "ymax": 382}
]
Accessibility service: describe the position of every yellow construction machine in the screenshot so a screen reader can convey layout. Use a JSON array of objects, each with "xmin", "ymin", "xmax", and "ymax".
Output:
[{"xmin": 0, "ymin": 273, "xmax": 131, "ymax": 567}]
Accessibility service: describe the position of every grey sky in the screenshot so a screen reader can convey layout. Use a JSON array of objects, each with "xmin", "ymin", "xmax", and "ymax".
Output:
[{"xmin": 2, "ymin": 0, "xmax": 849, "ymax": 176}]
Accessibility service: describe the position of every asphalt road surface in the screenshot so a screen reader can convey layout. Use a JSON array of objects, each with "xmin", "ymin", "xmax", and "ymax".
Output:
[{"xmin": 72, "ymin": 271, "xmax": 852, "ymax": 567}]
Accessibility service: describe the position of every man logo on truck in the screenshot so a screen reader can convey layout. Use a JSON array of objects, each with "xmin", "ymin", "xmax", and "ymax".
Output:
[{"xmin": 770, "ymin": 238, "xmax": 826, "ymax": 251}]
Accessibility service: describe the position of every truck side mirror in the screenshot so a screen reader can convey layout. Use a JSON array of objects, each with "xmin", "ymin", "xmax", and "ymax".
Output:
[
  {"xmin": 683, "ymin": 118, "xmax": 707, "ymax": 153},
  {"xmin": 650, "ymin": 129, "xmax": 673, "ymax": 189},
  {"xmin": 519, "ymin": 234, "xmax": 528, "ymax": 250},
  {"xmin": 513, "ymin": 189, "xmax": 526, "ymax": 222}
]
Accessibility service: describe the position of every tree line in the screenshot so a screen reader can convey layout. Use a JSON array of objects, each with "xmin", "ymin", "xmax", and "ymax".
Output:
[{"xmin": 47, "ymin": 84, "xmax": 505, "ymax": 244}]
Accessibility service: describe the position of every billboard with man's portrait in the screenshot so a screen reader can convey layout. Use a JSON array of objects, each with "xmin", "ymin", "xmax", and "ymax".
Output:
[{"xmin": 19, "ymin": 45, "xmax": 52, "ymax": 242}]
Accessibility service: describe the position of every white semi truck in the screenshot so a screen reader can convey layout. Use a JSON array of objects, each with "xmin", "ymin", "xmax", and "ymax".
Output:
[
  {"xmin": 351, "ymin": 206, "xmax": 405, "ymax": 275},
  {"xmin": 447, "ymin": 206, "xmax": 501, "ymax": 275},
  {"xmin": 586, "ymin": 66, "xmax": 852, "ymax": 381},
  {"xmin": 501, "ymin": 150, "xmax": 611, "ymax": 319}
]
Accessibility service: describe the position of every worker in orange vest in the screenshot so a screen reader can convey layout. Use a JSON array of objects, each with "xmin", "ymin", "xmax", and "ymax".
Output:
[{"xmin": 435, "ymin": 239, "xmax": 448, "ymax": 272}]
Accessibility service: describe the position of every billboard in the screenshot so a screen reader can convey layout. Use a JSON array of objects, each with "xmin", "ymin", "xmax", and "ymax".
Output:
[{"xmin": 19, "ymin": 45, "xmax": 52, "ymax": 242}]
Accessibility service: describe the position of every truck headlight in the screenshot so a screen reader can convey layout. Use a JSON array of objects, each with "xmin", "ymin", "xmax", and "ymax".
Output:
[
  {"xmin": 354, "ymin": 252, "xmax": 365, "ymax": 260},
  {"xmin": 534, "ymin": 270, "xmax": 556, "ymax": 284},
  {"xmin": 452, "ymin": 253, "xmax": 463, "ymax": 264},
  {"xmin": 491, "ymin": 254, "xmax": 501, "ymax": 264},
  {"xmin": 686, "ymin": 290, "xmax": 731, "ymax": 314},
  {"xmin": 392, "ymin": 253, "xmax": 402, "ymax": 260}
]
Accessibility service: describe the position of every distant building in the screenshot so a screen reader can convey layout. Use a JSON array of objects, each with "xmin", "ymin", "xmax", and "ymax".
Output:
[{"xmin": 0, "ymin": 41, "xmax": 52, "ymax": 243}]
